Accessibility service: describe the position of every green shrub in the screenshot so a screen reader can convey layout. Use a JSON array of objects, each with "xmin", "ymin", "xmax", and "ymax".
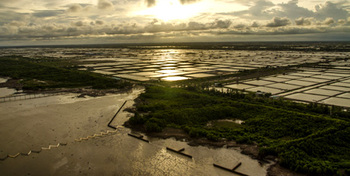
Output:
[
  {"xmin": 145, "ymin": 121, "xmax": 162, "ymax": 132},
  {"xmin": 129, "ymin": 113, "xmax": 145, "ymax": 125},
  {"xmin": 129, "ymin": 86, "xmax": 350, "ymax": 175}
]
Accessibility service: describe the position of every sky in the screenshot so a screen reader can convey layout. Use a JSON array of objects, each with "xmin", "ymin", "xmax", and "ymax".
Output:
[{"xmin": 0, "ymin": 0, "xmax": 350, "ymax": 46}]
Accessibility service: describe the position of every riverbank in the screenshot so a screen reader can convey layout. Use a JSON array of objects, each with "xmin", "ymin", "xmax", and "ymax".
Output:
[
  {"xmin": 0, "ymin": 77, "xmax": 137, "ymax": 99},
  {"xmin": 124, "ymin": 124, "xmax": 306, "ymax": 176},
  {"xmin": 125, "ymin": 126, "xmax": 262, "ymax": 158}
]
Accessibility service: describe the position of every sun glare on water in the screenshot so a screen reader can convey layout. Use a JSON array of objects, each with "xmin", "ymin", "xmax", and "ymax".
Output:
[{"xmin": 138, "ymin": 0, "xmax": 206, "ymax": 21}]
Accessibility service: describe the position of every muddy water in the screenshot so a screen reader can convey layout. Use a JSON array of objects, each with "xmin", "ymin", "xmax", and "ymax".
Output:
[
  {"xmin": 0, "ymin": 88, "xmax": 17, "ymax": 97},
  {"xmin": 0, "ymin": 88, "xmax": 269, "ymax": 176},
  {"xmin": 0, "ymin": 77, "xmax": 8, "ymax": 83}
]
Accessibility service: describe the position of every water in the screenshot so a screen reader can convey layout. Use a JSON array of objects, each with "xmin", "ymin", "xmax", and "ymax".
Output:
[
  {"xmin": 0, "ymin": 77, "xmax": 8, "ymax": 83},
  {"xmin": 0, "ymin": 88, "xmax": 269, "ymax": 175},
  {"xmin": 0, "ymin": 87, "xmax": 17, "ymax": 97}
]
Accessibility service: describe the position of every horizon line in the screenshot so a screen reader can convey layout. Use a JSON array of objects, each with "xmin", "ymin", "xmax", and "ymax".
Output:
[{"xmin": 1, "ymin": 40, "xmax": 350, "ymax": 48}]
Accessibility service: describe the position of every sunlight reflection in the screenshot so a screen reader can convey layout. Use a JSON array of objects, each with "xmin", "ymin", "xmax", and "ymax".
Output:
[
  {"xmin": 157, "ymin": 70, "xmax": 179, "ymax": 74},
  {"xmin": 148, "ymin": 148, "xmax": 191, "ymax": 174},
  {"xmin": 161, "ymin": 76, "xmax": 189, "ymax": 81},
  {"xmin": 160, "ymin": 49, "xmax": 179, "ymax": 54},
  {"xmin": 161, "ymin": 67, "xmax": 177, "ymax": 70}
]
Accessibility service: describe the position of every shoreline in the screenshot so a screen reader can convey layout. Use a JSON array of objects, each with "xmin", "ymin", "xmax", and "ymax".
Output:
[
  {"xmin": 125, "ymin": 124, "xmax": 306, "ymax": 176},
  {"xmin": 0, "ymin": 77, "xmax": 137, "ymax": 98}
]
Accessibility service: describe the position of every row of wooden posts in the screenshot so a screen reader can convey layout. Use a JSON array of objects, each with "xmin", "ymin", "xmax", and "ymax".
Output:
[{"xmin": 0, "ymin": 92, "xmax": 64, "ymax": 103}]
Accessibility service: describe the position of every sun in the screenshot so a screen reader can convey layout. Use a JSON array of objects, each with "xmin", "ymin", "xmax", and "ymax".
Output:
[{"xmin": 138, "ymin": 0, "xmax": 206, "ymax": 21}]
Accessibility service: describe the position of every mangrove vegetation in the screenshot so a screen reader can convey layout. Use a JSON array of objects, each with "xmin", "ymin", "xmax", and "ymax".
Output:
[
  {"xmin": 0, "ymin": 56, "xmax": 131, "ymax": 90},
  {"xmin": 128, "ymin": 86, "xmax": 350, "ymax": 175}
]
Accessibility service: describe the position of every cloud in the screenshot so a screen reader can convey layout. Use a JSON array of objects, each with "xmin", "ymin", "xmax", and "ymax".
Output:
[
  {"xmin": 0, "ymin": 11, "xmax": 29, "ymax": 25},
  {"xmin": 145, "ymin": 0, "xmax": 156, "ymax": 7},
  {"xmin": 229, "ymin": 0, "xmax": 274, "ymax": 19},
  {"xmin": 187, "ymin": 21, "xmax": 206, "ymax": 30},
  {"xmin": 141, "ymin": 19, "xmax": 232, "ymax": 33},
  {"xmin": 0, "ymin": 19, "xmax": 232, "ymax": 41},
  {"xmin": 337, "ymin": 18, "xmax": 350, "ymax": 26},
  {"xmin": 7, "ymin": 21, "xmax": 25, "ymax": 27},
  {"xmin": 1, "ymin": 18, "xmax": 350, "ymax": 44},
  {"xmin": 338, "ymin": 19, "xmax": 346, "ymax": 25},
  {"xmin": 65, "ymin": 1, "xmax": 120, "ymax": 18},
  {"xmin": 323, "ymin": 17, "xmax": 335, "ymax": 25},
  {"xmin": 222, "ymin": 0, "xmax": 350, "ymax": 22},
  {"xmin": 144, "ymin": 0, "xmax": 200, "ymax": 7},
  {"xmin": 98, "ymin": 0, "xmax": 113, "ymax": 10},
  {"xmin": 95, "ymin": 20, "xmax": 104, "ymax": 25},
  {"xmin": 33, "ymin": 10, "xmax": 64, "ymax": 18},
  {"xmin": 251, "ymin": 21, "xmax": 259, "ymax": 27},
  {"xmin": 274, "ymin": 0, "xmax": 314, "ymax": 19},
  {"xmin": 295, "ymin": 17, "xmax": 314, "ymax": 26},
  {"xmin": 249, "ymin": 0, "xmax": 274, "ymax": 17},
  {"xmin": 213, "ymin": 20, "xmax": 232, "ymax": 28},
  {"xmin": 233, "ymin": 24, "xmax": 246, "ymax": 29},
  {"xmin": 266, "ymin": 17, "xmax": 291, "ymax": 27},
  {"xmin": 315, "ymin": 1, "xmax": 349, "ymax": 20},
  {"xmin": 74, "ymin": 21, "xmax": 84, "ymax": 27},
  {"xmin": 67, "ymin": 4, "xmax": 83, "ymax": 13},
  {"xmin": 0, "ymin": 0, "xmax": 349, "ymax": 45},
  {"xmin": 179, "ymin": 0, "xmax": 200, "ymax": 5}
]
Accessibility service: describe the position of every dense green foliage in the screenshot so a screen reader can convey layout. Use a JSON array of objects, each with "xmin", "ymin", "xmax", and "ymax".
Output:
[
  {"xmin": 0, "ymin": 56, "xmax": 131, "ymax": 89},
  {"xmin": 130, "ymin": 86, "xmax": 350, "ymax": 175}
]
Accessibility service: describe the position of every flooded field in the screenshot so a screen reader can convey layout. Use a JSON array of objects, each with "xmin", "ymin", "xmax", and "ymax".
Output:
[
  {"xmin": 1, "ymin": 47, "xmax": 349, "ymax": 107},
  {"xmin": 225, "ymin": 59, "xmax": 350, "ymax": 108},
  {"xmin": 0, "ymin": 88, "xmax": 269, "ymax": 176},
  {"xmin": 1, "ymin": 47, "xmax": 347, "ymax": 82}
]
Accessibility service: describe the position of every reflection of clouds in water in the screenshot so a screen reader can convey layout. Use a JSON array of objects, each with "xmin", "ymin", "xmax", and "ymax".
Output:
[
  {"xmin": 149, "ymin": 148, "xmax": 194, "ymax": 175},
  {"xmin": 131, "ymin": 141, "xmax": 193, "ymax": 175}
]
